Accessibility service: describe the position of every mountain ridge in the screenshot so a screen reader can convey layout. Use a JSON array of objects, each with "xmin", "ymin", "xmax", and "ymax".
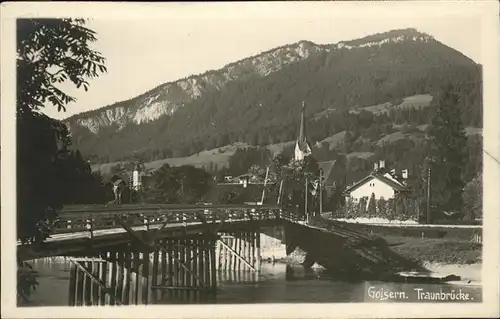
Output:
[
  {"xmin": 65, "ymin": 28, "xmax": 467, "ymax": 131},
  {"xmin": 65, "ymin": 39, "xmax": 323, "ymax": 130},
  {"xmin": 65, "ymin": 27, "xmax": 482, "ymax": 165}
]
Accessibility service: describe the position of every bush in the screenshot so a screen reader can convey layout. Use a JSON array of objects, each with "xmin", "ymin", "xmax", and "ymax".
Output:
[
  {"xmin": 343, "ymin": 195, "xmax": 419, "ymax": 222},
  {"xmin": 377, "ymin": 197, "xmax": 387, "ymax": 219},
  {"xmin": 367, "ymin": 193, "xmax": 377, "ymax": 217},
  {"xmin": 463, "ymin": 174, "xmax": 482, "ymax": 221}
]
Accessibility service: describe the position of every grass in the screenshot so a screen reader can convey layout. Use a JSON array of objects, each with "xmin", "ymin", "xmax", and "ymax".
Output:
[
  {"xmin": 317, "ymin": 131, "xmax": 346, "ymax": 150},
  {"xmin": 350, "ymin": 94, "xmax": 434, "ymax": 115},
  {"xmin": 311, "ymin": 217, "xmax": 482, "ymax": 267},
  {"xmin": 92, "ymin": 140, "xmax": 296, "ymax": 175},
  {"xmin": 346, "ymin": 151, "xmax": 375, "ymax": 159},
  {"xmin": 384, "ymin": 235, "xmax": 482, "ymax": 265}
]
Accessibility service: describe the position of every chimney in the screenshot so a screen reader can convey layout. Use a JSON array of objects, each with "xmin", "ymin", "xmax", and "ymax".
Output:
[
  {"xmin": 379, "ymin": 160, "xmax": 385, "ymax": 169},
  {"xmin": 402, "ymin": 169, "xmax": 408, "ymax": 179},
  {"xmin": 374, "ymin": 162, "xmax": 379, "ymax": 170}
]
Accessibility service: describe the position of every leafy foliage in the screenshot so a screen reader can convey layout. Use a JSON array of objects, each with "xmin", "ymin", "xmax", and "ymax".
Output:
[
  {"xmin": 144, "ymin": 164, "xmax": 214, "ymax": 204},
  {"xmin": 427, "ymin": 86, "xmax": 468, "ymax": 216},
  {"xmin": 17, "ymin": 18, "xmax": 108, "ymax": 243},
  {"xmin": 343, "ymin": 195, "xmax": 419, "ymax": 221},
  {"xmin": 17, "ymin": 262, "xmax": 39, "ymax": 305},
  {"xmin": 277, "ymin": 156, "xmax": 321, "ymax": 218},
  {"xmin": 17, "ymin": 18, "xmax": 107, "ymax": 113},
  {"xmin": 16, "ymin": 18, "xmax": 107, "ymax": 303},
  {"xmin": 17, "ymin": 112, "xmax": 69, "ymax": 244},
  {"xmin": 367, "ymin": 193, "xmax": 377, "ymax": 216},
  {"xmin": 463, "ymin": 174, "xmax": 482, "ymax": 220}
]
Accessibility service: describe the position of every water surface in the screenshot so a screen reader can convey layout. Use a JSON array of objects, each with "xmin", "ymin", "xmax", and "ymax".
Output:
[{"xmin": 22, "ymin": 258, "xmax": 482, "ymax": 306}]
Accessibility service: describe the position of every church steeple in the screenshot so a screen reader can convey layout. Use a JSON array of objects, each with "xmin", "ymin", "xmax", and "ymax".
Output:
[
  {"xmin": 298, "ymin": 101, "xmax": 306, "ymax": 144},
  {"xmin": 294, "ymin": 101, "xmax": 312, "ymax": 161}
]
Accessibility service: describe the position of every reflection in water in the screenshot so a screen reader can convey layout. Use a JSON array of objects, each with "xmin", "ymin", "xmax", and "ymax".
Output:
[{"xmin": 24, "ymin": 258, "xmax": 481, "ymax": 306}]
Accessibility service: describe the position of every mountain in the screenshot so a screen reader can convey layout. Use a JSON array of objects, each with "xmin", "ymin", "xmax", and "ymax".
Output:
[
  {"xmin": 65, "ymin": 28, "xmax": 482, "ymax": 166},
  {"xmin": 66, "ymin": 40, "xmax": 323, "ymax": 133}
]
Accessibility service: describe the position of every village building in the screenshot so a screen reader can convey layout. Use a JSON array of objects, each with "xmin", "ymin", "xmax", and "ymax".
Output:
[
  {"xmin": 294, "ymin": 101, "xmax": 312, "ymax": 161},
  {"xmin": 343, "ymin": 160, "xmax": 411, "ymax": 203},
  {"xmin": 294, "ymin": 102, "xmax": 346, "ymax": 193}
]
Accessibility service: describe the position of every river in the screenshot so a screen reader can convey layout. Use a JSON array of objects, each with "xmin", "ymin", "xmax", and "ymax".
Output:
[{"xmin": 21, "ymin": 257, "xmax": 482, "ymax": 306}]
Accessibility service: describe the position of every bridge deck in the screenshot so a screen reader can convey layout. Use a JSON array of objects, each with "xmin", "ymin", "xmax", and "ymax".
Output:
[{"xmin": 17, "ymin": 204, "xmax": 295, "ymax": 261}]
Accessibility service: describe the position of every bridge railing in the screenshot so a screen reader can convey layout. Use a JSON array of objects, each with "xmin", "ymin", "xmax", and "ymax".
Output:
[{"xmin": 51, "ymin": 204, "xmax": 292, "ymax": 237}]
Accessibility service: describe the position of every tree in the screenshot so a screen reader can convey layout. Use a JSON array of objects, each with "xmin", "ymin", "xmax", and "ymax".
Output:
[
  {"xmin": 16, "ymin": 18, "xmax": 107, "ymax": 304},
  {"xmin": 427, "ymin": 86, "xmax": 468, "ymax": 217},
  {"xmin": 377, "ymin": 197, "xmax": 387, "ymax": 219},
  {"xmin": 463, "ymin": 174, "xmax": 482, "ymax": 221},
  {"xmin": 272, "ymin": 154, "xmax": 320, "ymax": 219},
  {"xmin": 145, "ymin": 164, "xmax": 214, "ymax": 204},
  {"xmin": 219, "ymin": 190, "xmax": 240, "ymax": 204},
  {"xmin": 17, "ymin": 113, "xmax": 70, "ymax": 244},
  {"xmin": 17, "ymin": 18, "xmax": 107, "ymax": 243},
  {"xmin": 367, "ymin": 193, "xmax": 377, "ymax": 217},
  {"xmin": 17, "ymin": 18, "xmax": 107, "ymax": 114}
]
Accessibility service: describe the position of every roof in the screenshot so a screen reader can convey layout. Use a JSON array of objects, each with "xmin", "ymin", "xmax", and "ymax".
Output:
[
  {"xmin": 295, "ymin": 101, "xmax": 312, "ymax": 155},
  {"xmin": 344, "ymin": 171, "xmax": 410, "ymax": 194},
  {"xmin": 113, "ymin": 179, "xmax": 126, "ymax": 186},
  {"xmin": 296, "ymin": 140, "xmax": 311, "ymax": 153},
  {"xmin": 298, "ymin": 101, "xmax": 307, "ymax": 145},
  {"xmin": 317, "ymin": 160, "xmax": 337, "ymax": 187}
]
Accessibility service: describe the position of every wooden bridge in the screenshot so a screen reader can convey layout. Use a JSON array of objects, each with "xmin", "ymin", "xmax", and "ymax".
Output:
[{"xmin": 18, "ymin": 204, "xmax": 306, "ymax": 306}]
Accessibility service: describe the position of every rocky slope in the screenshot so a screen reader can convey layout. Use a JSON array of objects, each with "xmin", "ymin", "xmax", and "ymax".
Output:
[
  {"xmin": 67, "ymin": 40, "xmax": 323, "ymax": 133},
  {"xmin": 64, "ymin": 28, "xmax": 482, "ymax": 164}
]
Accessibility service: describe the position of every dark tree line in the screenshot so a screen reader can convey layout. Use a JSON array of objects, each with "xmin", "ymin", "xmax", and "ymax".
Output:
[
  {"xmin": 141, "ymin": 164, "xmax": 214, "ymax": 204},
  {"xmin": 16, "ymin": 18, "xmax": 107, "ymax": 303}
]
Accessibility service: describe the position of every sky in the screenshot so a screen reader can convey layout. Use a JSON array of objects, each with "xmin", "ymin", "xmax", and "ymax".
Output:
[{"xmin": 38, "ymin": 3, "xmax": 485, "ymax": 120}]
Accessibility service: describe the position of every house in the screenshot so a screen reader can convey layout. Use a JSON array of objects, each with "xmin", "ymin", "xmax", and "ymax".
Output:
[
  {"xmin": 344, "ymin": 161, "xmax": 411, "ymax": 202},
  {"xmin": 221, "ymin": 173, "xmax": 259, "ymax": 187}
]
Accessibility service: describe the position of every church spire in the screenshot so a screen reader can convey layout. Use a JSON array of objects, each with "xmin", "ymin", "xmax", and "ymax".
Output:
[
  {"xmin": 294, "ymin": 100, "xmax": 312, "ymax": 161},
  {"xmin": 298, "ymin": 101, "xmax": 306, "ymax": 143}
]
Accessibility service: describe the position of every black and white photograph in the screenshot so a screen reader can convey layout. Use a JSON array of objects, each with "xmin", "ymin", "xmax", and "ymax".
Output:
[{"xmin": 1, "ymin": 2, "xmax": 499, "ymax": 318}]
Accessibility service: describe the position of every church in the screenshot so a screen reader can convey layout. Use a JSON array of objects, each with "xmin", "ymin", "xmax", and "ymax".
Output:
[
  {"xmin": 294, "ymin": 101, "xmax": 312, "ymax": 161},
  {"xmin": 293, "ymin": 101, "xmax": 345, "ymax": 200}
]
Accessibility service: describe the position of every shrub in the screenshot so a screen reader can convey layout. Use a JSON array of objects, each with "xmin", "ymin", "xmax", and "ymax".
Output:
[
  {"xmin": 377, "ymin": 197, "xmax": 387, "ymax": 219},
  {"xmin": 367, "ymin": 193, "xmax": 377, "ymax": 217}
]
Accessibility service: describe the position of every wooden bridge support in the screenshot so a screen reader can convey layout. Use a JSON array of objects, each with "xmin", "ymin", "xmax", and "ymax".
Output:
[
  {"xmin": 67, "ymin": 234, "xmax": 218, "ymax": 306},
  {"xmin": 217, "ymin": 229, "xmax": 261, "ymax": 272},
  {"xmin": 68, "ymin": 247, "xmax": 152, "ymax": 306},
  {"xmin": 150, "ymin": 235, "xmax": 217, "ymax": 304}
]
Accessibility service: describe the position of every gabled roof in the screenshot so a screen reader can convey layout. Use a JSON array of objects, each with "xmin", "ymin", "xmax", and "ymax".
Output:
[
  {"xmin": 298, "ymin": 101, "xmax": 307, "ymax": 145},
  {"xmin": 296, "ymin": 140, "xmax": 312, "ymax": 153},
  {"xmin": 317, "ymin": 160, "xmax": 337, "ymax": 187},
  {"xmin": 294, "ymin": 101, "xmax": 312, "ymax": 158},
  {"xmin": 344, "ymin": 171, "xmax": 409, "ymax": 194}
]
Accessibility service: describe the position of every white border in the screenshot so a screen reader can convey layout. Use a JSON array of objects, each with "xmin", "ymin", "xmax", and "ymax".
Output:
[{"xmin": 1, "ymin": 1, "xmax": 499, "ymax": 318}]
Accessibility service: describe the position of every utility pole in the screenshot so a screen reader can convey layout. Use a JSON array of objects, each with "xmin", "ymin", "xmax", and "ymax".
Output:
[
  {"xmin": 426, "ymin": 160, "xmax": 432, "ymax": 225},
  {"xmin": 319, "ymin": 168, "xmax": 323, "ymax": 217},
  {"xmin": 277, "ymin": 179, "xmax": 284, "ymax": 205},
  {"xmin": 305, "ymin": 177, "xmax": 309, "ymax": 224},
  {"xmin": 260, "ymin": 166, "xmax": 270, "ymax": 205}
]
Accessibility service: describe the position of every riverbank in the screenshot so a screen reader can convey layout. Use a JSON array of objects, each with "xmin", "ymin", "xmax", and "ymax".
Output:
[
  {"xmin": 279, "ymin": 218, "xmax": 482, "ymax": 284},
  {"xmin": 384, "ymin": 235, "xmax": 482, "ymax": 265},
  {"xmin": 311, "ymin": 217, "xmax": 482, "ymax": 264},
  {"xmin": 386, "ymin": 235, "xmax": 482, "ymax": 284}
]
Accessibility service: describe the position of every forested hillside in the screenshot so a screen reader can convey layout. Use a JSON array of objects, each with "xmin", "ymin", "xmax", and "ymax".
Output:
[{"xmin": 67, "ymin": 28, "xmax": 482, "ymax": 175}]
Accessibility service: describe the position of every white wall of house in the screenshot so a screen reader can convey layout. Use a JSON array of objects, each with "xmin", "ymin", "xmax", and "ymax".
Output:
[
  {"xmin": 132, "ymin": 170, "xmax": 142, "ymax": 190},
  {"xmin": 349, "ymin": 178, "xmax": 396, "ymax": 201}
]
